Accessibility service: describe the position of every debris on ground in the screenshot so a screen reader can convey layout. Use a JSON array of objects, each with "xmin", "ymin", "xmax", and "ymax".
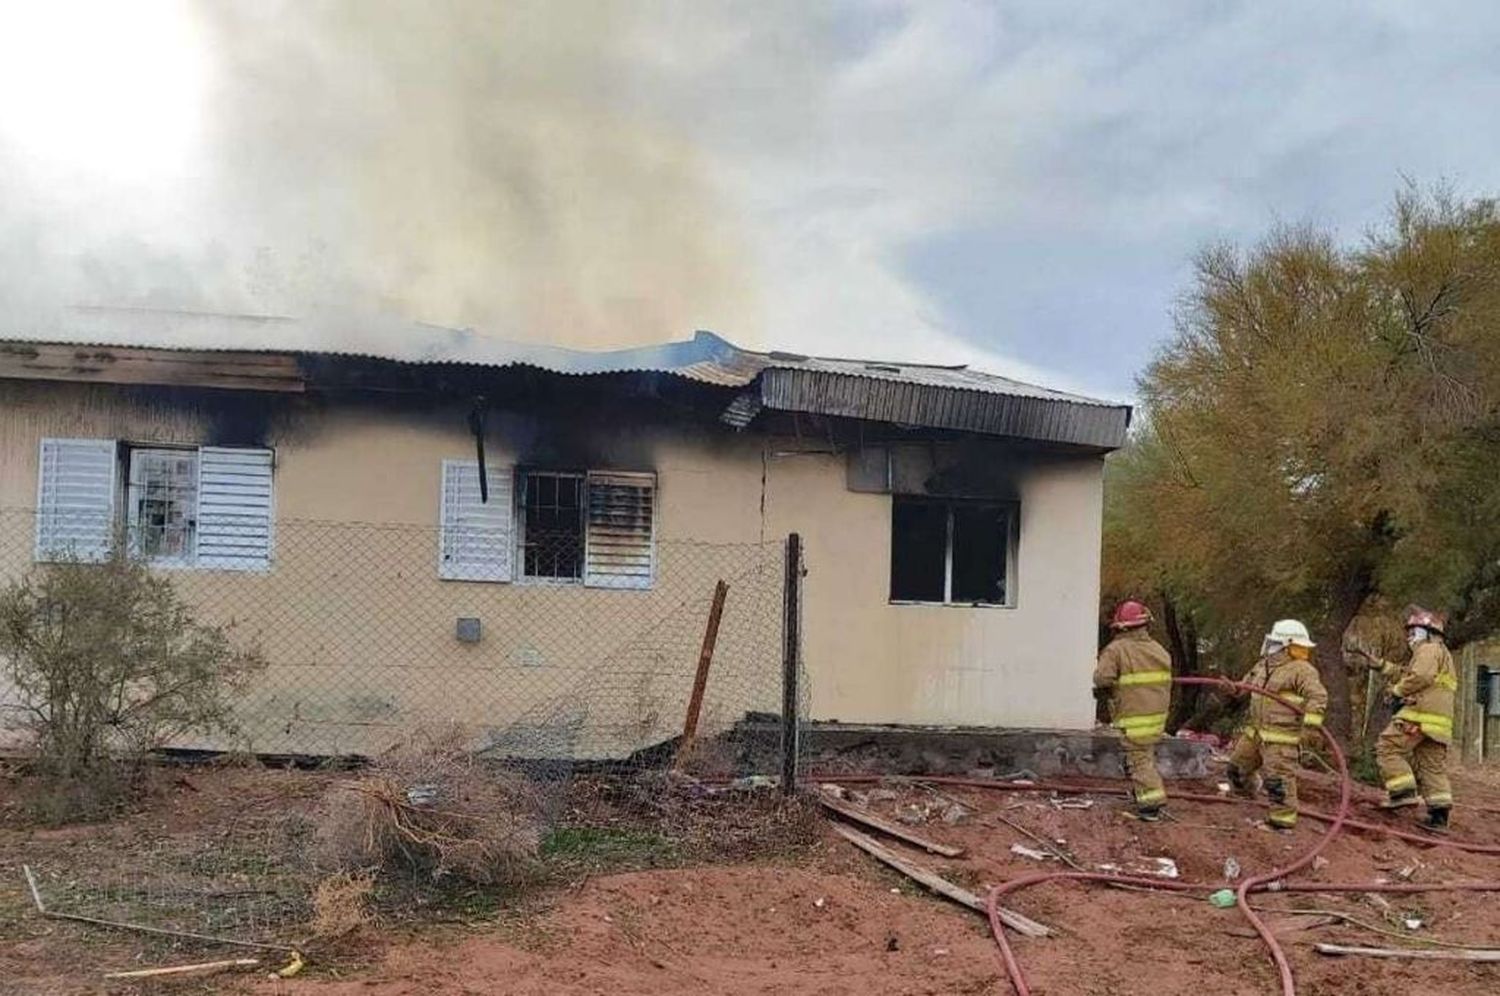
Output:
[
  {"xmin": 102, "ymin": 958, "xmax": 261, "ymax": 980},
  {"xmin": 310, "ymin": 869, "xmax": 376, "ymax": 938},
  {"xmin": 313, "ymin": 728, "xmax": 545, "ymax": 885},
  {"xmin": 1050, "ymin": 797, "xmax": 1094, "ymax": 810},
  {"xmin": 1010, "ymin": 843, "xmax": 1053, "ymax": 862}
]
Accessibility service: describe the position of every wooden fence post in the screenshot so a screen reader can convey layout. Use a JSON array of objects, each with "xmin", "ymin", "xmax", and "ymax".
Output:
[{"xmin": 675, "ymin": 580, "xmax": 729, "ymax": 767}]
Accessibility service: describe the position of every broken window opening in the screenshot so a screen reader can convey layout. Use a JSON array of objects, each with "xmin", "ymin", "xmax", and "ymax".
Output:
[{"xmin": 889, "ymin": 497, "xmax": 1014, "ymax": 606}]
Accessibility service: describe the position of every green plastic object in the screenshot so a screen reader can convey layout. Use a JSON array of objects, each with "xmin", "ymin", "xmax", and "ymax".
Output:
[{"xmin": 1209, "ymin": 889, "xmax": 1237, "ymax": 908}]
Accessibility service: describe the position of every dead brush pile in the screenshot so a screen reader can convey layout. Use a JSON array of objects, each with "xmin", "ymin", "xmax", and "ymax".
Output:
[{"xmin": 314, "ymin": 729, "xmax": 546, "ymax": 885}]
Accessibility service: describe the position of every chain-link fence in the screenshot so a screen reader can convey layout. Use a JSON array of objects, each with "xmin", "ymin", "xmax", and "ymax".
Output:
[
  {"xmin": 4, "ymin": 503, "xmax": 808, "ymax": 948},
  {"xmin": 0, "ymin": 506, "xmax": 799, "ymax": 776}
]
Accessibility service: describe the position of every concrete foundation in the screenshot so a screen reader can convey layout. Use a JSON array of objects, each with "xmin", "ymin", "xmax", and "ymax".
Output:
[{"xmin": 798, "ymin": 723, "xmax": 1214, "ymax": 780}]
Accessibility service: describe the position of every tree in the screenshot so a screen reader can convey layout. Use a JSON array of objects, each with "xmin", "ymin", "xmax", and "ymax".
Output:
[
  {"xmin": 0, "ymin": 555, "xmax": 264, "ymax": 817},
  {"xmin": 1105, "ymin": 187, "xmax": 1500, "ymax": 743}
]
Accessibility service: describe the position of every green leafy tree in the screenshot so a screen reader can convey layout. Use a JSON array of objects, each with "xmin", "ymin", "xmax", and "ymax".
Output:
[
  {"xmin": 1105, "ymin": 186, "xmax": 1500, "ymax": 743},
  {"xmin": 0, "ymin": 555, "xmax": 264, "ymax": 816}
]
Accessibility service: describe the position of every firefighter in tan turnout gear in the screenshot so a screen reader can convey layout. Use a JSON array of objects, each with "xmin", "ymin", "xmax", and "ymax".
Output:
[
  {"xmin": 1093, "ymin": 600, "xmax": 1173, "ymax": 821},
  {"xmin": 1226, "ymin": 620, "xmax": 1328, "ymax": 832},
  {"xmin": 1365, "ymin": 608, "xmax": 1457, "ymax": 833}
]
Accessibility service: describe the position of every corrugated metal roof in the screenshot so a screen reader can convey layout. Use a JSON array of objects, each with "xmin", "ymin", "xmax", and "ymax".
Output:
[{"xmin": 3, "ymin": 305, "xmax": 1130, "ymax": 449}]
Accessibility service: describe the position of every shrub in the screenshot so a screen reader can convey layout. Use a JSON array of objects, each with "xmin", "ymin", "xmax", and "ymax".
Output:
[
  {"xmin": 314, "ymin": 727, "xmax": 544, "ymax": 886},
  {"xmin": 0, "ymin": 555, "xmax": 265, "ymax": 818},
  {"xmin": 310, "ymin": 869, "xmax": 377, "ymax": 938}
]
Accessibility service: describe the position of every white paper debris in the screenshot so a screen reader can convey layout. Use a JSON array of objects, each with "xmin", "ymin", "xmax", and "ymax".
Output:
[{"xmin": 1010, "ymin": 844, "xmax": 1053, "ymax": 861}]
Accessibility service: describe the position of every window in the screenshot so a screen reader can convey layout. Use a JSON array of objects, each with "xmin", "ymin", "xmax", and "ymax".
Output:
[
  {"xmin": 438, "ymin": 463, "xmax": 656, "ymax": 589},
  {"xmin": 520, "ymin": 471, "xmax": 585, "ymax": 581},
  {"xmin": 889, "ymin": 497, "xmax": 1015, "ymax": 606},
  {"xmin": 34, "ymin": 438, "xmax": 274, "ymax": 571},
  {"xmin": 126, "ymin": 448, "xmax": 198, "ymax": 564},
  {"xmin": 439, "ymin": 461, "xmax": 513, "ymax": 582}
]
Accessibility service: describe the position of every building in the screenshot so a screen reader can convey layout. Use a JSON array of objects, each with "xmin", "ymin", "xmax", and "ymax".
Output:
[{"xmin": 0, "ymin": 308, "xmax": 1130, "ymax": 758}]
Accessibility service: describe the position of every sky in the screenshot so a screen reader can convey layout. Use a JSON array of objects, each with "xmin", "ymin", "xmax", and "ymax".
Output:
[{"xmin": 2, "ymin": 2, "xmax": 1500, "ymax": 400}]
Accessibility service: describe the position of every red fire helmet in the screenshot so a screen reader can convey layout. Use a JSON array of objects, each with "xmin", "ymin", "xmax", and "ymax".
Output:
[
  {"xmin": 1111, "ymin": 600, "xmax": 1152, "ymax": 630},
  {"xmin": 1405, "ymin": 607, "xmax": 1445, "ymax": 634}
]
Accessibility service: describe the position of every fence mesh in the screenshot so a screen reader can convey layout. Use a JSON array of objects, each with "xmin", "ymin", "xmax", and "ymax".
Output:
[{"xmin": 2, "ymin": 506, "xmax": 804, "ymax": 945}]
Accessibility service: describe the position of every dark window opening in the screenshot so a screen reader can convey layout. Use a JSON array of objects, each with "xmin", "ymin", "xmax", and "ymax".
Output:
[
  {"xmin": 952, "ymin": 504, "xmax": 1009, "ymax": 603},
  {"xmin": 890, "ymin": 497, "xmax": 1013, "ymax": 606},
  {"xmin": 890, "ymin": 500, "xmax": 947, "ymax": 602},
  {"xmin": 521, "ymin": 471, "xmax": 584, "ymax": 581}
]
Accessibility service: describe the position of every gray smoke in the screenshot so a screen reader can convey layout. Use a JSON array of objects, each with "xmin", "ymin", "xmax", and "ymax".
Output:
[{"xmin": 0, "ymin": 1, "xmax": 759, "ymax": 347}]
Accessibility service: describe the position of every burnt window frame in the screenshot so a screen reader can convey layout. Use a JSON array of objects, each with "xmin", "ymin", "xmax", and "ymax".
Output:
[
  {"xmin": 888, "ymin": 496, "xmax": 1018, "ymax": 608},
  {"xmin": 516, "ymin": 468, "xmax": 586, "ymax": 584}
]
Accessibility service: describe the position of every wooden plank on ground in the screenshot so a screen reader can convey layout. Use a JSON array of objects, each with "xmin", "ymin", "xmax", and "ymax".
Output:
[
  {"xmin": 1315, "ymin": 942, "xmax": 1500, "ymax": 962},
  {"xmin": 830, "ymin": 823, "xmax": 1050, "ymax": 938},
  {"xmin": 819, "ymin": 795, "xmax": 966, "ymax": 858},
  {"xmin": 104, "ymin": 959, "xmax": 260, "ymax": 979}
]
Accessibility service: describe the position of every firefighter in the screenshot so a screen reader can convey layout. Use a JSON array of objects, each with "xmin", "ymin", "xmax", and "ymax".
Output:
[
  {"xmin": 1366, "ymin": 608, "xmax": 1457, "ymax": 832},
  {"xmin": 1093, "ymin": 600, "xmax": 1173, "ymax": 821},
  {"xmin": 1226, "ymin": 620, "xmax": 1328, "ymax": 832}
]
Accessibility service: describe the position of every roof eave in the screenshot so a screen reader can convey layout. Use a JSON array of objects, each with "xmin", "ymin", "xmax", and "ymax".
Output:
[{"xmin": 756, "ymin": 367, "xmax": 1130, "ymax": 450}]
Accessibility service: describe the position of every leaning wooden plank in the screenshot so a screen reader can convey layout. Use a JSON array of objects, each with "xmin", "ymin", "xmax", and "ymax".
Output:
[
  {"xmin": 830, "ymin": 823, "xmax": 1050, "ymax": 938},
  {"xmin": 104, "ymin": 959, "xmax": 260, "ymax": 980},
  {"xmin": 820, "ymin": 795, "xmax": 966, "ymax": 858},
  {"xmin": 1315, "ymin": 942, "xmax": 1500, "ymax": 962}
]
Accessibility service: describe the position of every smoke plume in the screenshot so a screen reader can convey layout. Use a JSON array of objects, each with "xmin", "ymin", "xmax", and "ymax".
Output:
[{"xmin": 1, "ymin": 1, "xmax": 759, "ymax": 348}]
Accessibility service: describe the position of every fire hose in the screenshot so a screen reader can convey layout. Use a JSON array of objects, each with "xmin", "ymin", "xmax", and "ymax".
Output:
[
  {"xmin": 815, "ymin": 675, "xmax": 1500, "ymax": 995},
  {"xmin": 984, "ymin": 676, "xmax": 1500, "ymax": 996}
]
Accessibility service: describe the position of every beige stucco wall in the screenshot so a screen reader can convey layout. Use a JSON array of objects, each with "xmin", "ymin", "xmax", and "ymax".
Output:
[{"xmin": 0, "ymin": 380, "xmax": 1103, "ymax": 754}]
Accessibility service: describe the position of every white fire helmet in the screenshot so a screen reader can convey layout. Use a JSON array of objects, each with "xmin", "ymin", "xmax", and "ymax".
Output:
[{"xmin": 1261, "ymin": 619, "xmax": 1316, "ymax": 657}]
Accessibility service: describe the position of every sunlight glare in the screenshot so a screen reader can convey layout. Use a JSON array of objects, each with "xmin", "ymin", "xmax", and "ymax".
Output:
[{"xmin": 0, "ymin": 0, "xmax": 207, "ymax": 179}]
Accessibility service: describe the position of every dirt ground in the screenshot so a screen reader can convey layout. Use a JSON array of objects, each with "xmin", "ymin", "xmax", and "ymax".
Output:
[{"xmin": 3, "ymin": 761, "xmax": 1500, "ymax": 995}]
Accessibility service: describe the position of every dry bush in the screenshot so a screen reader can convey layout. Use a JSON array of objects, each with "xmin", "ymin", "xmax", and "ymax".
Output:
[
  {"xmin": 0, "ymin": 556, "xmax": 264, "ymax": 823},
  {"xmin": 314, "ymin": 728, "xmax": 544, "ymax": 885},
  {"xmin": 310, "ymin": 869, "xmax": 376, "ymax": 938}
]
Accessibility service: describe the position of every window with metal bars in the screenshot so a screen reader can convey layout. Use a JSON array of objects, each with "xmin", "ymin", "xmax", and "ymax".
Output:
[
  {"xmin": 126, "ymin": 447, "xmax": 199, "ymax": 564},
  {"xmin": 519, "ymin": 471, "xmax": 585, "ymax": 581}
]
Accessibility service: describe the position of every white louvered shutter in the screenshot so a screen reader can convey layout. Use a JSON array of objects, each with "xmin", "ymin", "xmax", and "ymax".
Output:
[
  {"xmin": 439, "ymin": 460, "xmax": 513, "ymax": 581},
  {"xmin": 196, "ymin": 447, "xmax": 274, "ymax": 571},
  {"xmin": 35, "ymin": 438, "xmax": 118, "ymax": 562},
  {"xmin": 585, "ymin": 472, "xmax": 656, "ymax": 589}
]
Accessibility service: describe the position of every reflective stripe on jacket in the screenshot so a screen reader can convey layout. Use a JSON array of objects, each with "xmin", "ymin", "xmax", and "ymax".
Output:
[
  {"xmin": 1383, "ymin": 640, "xmax": 1457, "ymax": 745},
  {"xmin": 1094, "ymin": 629, "xmax": 1173, "ymax": 743},
  {"xmin": 1242, "ymin": 651, "xmax": 1328, "ymax": 744}
]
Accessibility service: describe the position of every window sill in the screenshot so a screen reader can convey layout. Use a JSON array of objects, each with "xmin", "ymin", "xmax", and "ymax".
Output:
[{"xmin": 889, "ymin": 599, "xmax": 1015, "ymax": 610}]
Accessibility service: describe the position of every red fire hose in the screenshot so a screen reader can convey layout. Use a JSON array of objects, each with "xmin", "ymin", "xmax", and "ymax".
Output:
[
  {"xmin": 980, "ymin": 676, "xmax": 1500, "ymax": 996},
  {"xmin": 815, "ymin": 676, "xmax": 1500, "ymax": 995},
  {"xmin": 980, "ymin": 676, "xmax": 1349, "ymax": 996}
]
